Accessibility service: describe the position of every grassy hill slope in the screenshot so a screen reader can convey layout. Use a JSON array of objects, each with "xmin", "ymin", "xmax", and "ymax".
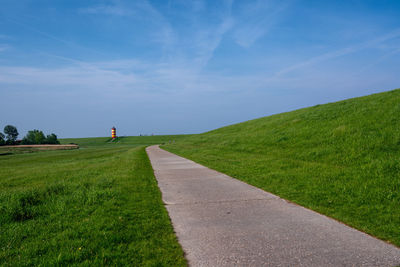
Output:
[{"xmin": 163, "ymin": 88, "xmax": 400, "ymax": 247}]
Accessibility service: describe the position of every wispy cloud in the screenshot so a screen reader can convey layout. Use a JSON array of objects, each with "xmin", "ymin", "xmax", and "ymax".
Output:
[
  {"xmin": 0, "ymin": 44, "xmax": 9, "ymax": 52},
  {"xmin": 138, "ymin": 1, "xmax": 177, "ymax": 52},
  {"xmin": 192, "ymin": 0, "xmax": 206, "ymax": 13},
  {"xmin": 355, "ymin": 47, "xmax": 400, "ymax": 75},
  {"xmin": 233, "ymin": 0, "xmax": 292, "ymax": 47},
  {"xmin": 5, "ymin": 16, "xmax": 109, "ymax": 59},
  {"xmin": 173, "ymin": 1, "xmax": 235, "ymax": 69},
  {"xmin": 5, "ymin": 17, "xmax": 75, "ymax": 47},
  {"xmin": 192, "ymin": 16, "xmax": 234, "ymax": 68},
  {"xmin": 0, "ymin": 65, "xmax": 137, "ymax": 90},
  {"xmin": 79, "ymin": 4, "xmax": 133, "ymax": 16}
]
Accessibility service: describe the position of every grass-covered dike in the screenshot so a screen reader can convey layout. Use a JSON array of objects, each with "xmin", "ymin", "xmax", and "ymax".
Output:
[
  {"xmin": 164, "ymin": 88, "xmax": 400, "ymax": 247},
  {"xmin": 0, "ymin": 136, "xmax": 187, "ymax": 266}
]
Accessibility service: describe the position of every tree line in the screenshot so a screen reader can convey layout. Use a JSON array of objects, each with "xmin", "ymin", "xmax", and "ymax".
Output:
[{"xmin": 0, "ymin": 125, "xmax": 60, "ymax": 146}]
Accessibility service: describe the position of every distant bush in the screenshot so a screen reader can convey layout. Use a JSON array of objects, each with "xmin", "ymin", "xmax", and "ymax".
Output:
[{"xmin": 22, "ymin": 130, "xmax": 60, "ymax": 145}]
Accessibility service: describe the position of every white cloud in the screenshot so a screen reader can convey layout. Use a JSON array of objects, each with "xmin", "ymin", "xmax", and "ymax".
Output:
[
  {"xmin": 0, "ymin": 44, "xmax": 9, "ymax": 52},
  {"xmin": 192, "ymin": 0, "xmax": 206, "ymax": 12},
  {"xmin": 79, "ymin": 5, "xmax": 133, "ymax": 16}
]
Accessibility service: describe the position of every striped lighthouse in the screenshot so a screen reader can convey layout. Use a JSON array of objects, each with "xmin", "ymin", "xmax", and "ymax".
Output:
[{"xmin": 111, "ymin": 127, "xmax": 117, "ymax": 139}]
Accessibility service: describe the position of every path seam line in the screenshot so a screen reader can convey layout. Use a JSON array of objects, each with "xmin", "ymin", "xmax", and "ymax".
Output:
[{"xmin": 165, "ymin": 197, "xmax": 279, "ymax": 206}]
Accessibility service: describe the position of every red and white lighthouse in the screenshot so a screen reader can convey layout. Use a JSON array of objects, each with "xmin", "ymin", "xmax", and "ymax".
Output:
[{"xmin": 111, "ymin": 127, "xmax": 117, "ymax": 139}]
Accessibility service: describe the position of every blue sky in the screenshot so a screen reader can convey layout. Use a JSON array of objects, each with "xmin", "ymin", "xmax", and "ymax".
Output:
[{"xmin": 1, "ymin": 0, "xmax": 400, "ymax": 138}]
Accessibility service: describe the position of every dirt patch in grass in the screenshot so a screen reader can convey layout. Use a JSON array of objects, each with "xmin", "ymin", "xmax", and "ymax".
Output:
[
  {"xmin": 0, "ymin": 144, "xmax": 79, "ymax": 155},
  {"xmin": 2, "ymin": 144, "xmax": 79, "ymax": 150}
]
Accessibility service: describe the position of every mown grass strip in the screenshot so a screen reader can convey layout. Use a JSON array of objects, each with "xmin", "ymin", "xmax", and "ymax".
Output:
[
  {"xmin": 0, "ymin": 145, "xmax": 186, "ymax": 266},
  {"xmin": 163, "ymin": 88, "xmax": 400, "ymax": 247}
]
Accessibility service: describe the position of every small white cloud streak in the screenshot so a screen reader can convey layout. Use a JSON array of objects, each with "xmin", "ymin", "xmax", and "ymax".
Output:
[
  {"xmin": 0, "ymin": 44, "xmax": 9, "ymax": 52},
  {"xmin": 0, "ymin": 65, "xmax": 137, "ymax": 89},
  {"xmin": 192, "ymin": 0, "xmax": 206, "ymax": 12},
  {"xmin": 233, "ymin": 0, "xmax": 291, "ymax": 47},
  {"xmin": 354, "ymin": 47, "xmax": 400, "ymax": 75},
  {"xmin": 139, "ymin": 0, "xmax": 177, "ymax": 51},
  {"xmin": 79, "ymin": 4, "xmax": 133, "ymax": 16},
  {"xmin": 275, "ymin": 28, "xmax": 400, "ymax": 76},
  {"xmin": 5, "ymin": 16, "xmax": 110, "ymax": 59},
  {"xmin": 6, "ymin": 17, "xmax": 76, "ymax": 47},
  {"xmin": 192, "ymin": 17, "xmax": 234, "ymax": 68},
  {"xmin": 178, "ymin": 1, "xmax": 235, "ymax": 69}
]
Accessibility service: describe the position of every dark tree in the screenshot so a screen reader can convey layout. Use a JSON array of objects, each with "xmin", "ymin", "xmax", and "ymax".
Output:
[
  {"xmin": 45, "ymin": 133, "xmax": 60, "ymax": 144},
  {"xmin": 4, "ymin": 125, "xmax": 18, "ymax": 144},
  {"xmin": 0, "ymin": 132, "xmax": 5, "ymax": 146}
]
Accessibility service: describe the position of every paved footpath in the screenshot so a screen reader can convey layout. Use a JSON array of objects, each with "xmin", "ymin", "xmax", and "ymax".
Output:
[{"xmin": 146, "ymin": 145, "xmax": 400, "ymax": 267}]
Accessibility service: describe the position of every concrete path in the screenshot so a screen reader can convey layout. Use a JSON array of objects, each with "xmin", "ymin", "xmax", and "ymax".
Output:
[{"xmin": 146, "ymin": 145, "xmax": 400, "ymax": 267}]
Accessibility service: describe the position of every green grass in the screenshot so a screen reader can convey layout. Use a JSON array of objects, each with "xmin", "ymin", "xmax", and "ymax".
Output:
[
  {"xmin": 0, "ymin": 147, "xmax": 37, "ymax": 155},
  {"xmin": 0, "ymin": 136, "xmax": 187, "ymax": 266},
  {"xmin": 163, "ymin": 88, "xmax": 400, "ymax": 247},
  {"xmin": 61, "ymin": 135, "xmax": 190, "ymax": 148}
]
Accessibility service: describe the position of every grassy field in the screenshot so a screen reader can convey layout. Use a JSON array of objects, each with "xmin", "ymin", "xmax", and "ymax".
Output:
[
  {"xmin": 0, "ymin": 136, "xmax": 187, "ymax": 266},
  {"xmin": 163, "ymin": 88, "xmax": 400, "ymax": 247}
]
